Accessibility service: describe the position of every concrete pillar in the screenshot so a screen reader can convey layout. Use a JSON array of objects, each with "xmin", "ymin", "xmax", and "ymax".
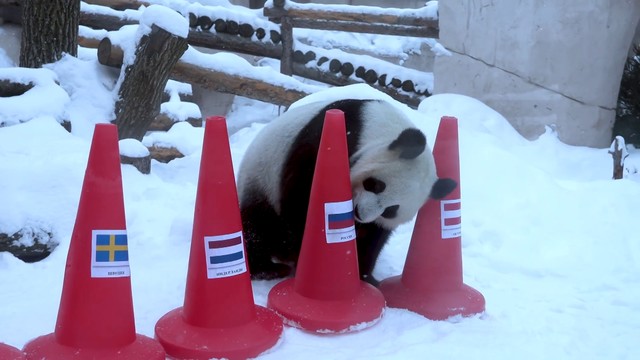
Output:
[{"xmin": 434, "ymin": 0, "xmax": 640, "ymax": 147}]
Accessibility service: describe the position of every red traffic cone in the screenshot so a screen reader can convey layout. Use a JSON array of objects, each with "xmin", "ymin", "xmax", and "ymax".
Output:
[
  {"xmin": 267, "ymin": 109, "xmax": 386, "ymax": 333},
  {"xmin": 0, "ymin": 343, "xmax": 25, "ymax": 360},
  {"xmin": 379, "ymin": 116, "xmax": 485, "ymax": 320},
  {"xmin": 155, "ymin": 116, "xmax": 283, "ymax": 360},
  {"xmin": 23, "ymin": 124, "xmax": 165, "ymax": 359}
]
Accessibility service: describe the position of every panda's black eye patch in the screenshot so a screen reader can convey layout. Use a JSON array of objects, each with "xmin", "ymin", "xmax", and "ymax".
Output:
[
  {"xmin": 363, "ymin": 177, "xmax": 386, "ymax": 194},
  {"xmin": 381, "ymin": 205, "xmax": 399, "ymax": 219}
]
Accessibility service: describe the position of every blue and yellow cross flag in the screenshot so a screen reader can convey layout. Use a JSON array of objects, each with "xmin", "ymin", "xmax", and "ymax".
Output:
[{"xmin": 91, "ymin": 230, "xmax": 131, "ymax": 278}]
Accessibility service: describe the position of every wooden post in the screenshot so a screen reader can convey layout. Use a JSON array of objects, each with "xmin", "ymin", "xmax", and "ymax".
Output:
[
  {"xmin": 609, "ymin": 136, "xmax": 629, "ymax": 180},
  {"xmin": 115, "ymin": 24, "xmax": 188, "ymax": 141},
  {"xmin": 280, "ymin": 16, "xmax": 294, "ymax": 76}
]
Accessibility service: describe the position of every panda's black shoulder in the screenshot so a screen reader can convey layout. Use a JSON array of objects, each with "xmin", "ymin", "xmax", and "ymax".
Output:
[{"xmin": 294, "ymin": 99, "xmax": 377, "ymax": 156}]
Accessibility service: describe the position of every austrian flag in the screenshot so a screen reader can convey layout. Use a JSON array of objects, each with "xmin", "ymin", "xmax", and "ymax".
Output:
[
  {"xmin": 204, "ymin": 231, "xmax": 247, "ymax": 279},
  {"xmin": 441, "ymin": 199, "xmax": 462, "ymax": 239}
]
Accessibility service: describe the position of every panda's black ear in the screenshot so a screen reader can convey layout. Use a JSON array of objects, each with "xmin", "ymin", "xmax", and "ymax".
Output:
[
  {"xmin": 430, "ymin": 178, "xmax": 457, "ymax": 199},
  {"xmin": 388, "ymin": 128, "xmax": 426, "ymax": 159}
]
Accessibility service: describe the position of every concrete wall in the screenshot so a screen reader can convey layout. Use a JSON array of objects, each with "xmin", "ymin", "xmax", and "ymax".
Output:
[{"xmin": 434, "ymin": 0, "xmax": 640, "ymax": 147}]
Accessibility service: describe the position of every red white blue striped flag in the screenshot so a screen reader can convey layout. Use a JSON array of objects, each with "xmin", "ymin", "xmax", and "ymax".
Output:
[
  {"xmin": 440, "ymin": 199, "xmax": 462, "ymax": 239},
  {"xmin": 204, "ymin": 231, "xmax": 247, "ymax": 279},
  {"xmin": 324, "ymin": 200, "xmax": 356, "ymax": 244}
]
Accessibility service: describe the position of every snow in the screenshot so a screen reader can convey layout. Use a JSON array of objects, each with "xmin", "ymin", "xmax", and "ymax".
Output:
[
  {"xmin": 140, "ymin": 4, "xmax": 189, "ymax": 38},
  {"xmin": 120, "ymin": 138, "xmax": 151, "ymax": 158},
  {"xmin": 0, "ymin": 67, "xmax": 69, "ymax": 126},
  {"xmin": 269, "ymin": 0, "xmax": 439, "ymax": 20},
  {"xmin": 1, "ymin": 1, "xmax": 640, "ymax": 360}
]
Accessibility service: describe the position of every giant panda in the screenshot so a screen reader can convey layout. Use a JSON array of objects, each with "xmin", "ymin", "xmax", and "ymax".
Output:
[{"xmin": 237, "ymin": 98, "xmax": 456, "ymax": 286}]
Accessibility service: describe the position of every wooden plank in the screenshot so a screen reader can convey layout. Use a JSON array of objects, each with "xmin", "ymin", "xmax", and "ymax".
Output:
[
  {"xmin": 264, "ymin": 6, "xmax": 438, "ymax": 29},
  {"xmin": 289, "ymin": 18, "xmax": 438, "ymax": 38}
]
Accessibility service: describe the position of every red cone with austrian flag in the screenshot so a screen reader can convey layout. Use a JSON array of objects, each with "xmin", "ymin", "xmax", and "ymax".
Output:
[
  {"xmin": 0, "ymin": 343, "xmax": 25, "ymax": 360},
  {"xmin": 267, "ymin": 109, "xmax": 385, "ymax": 333},
  {"xmin": 379, "ymin": 116, "xmax": 485, "ymax": 320},
  {"xmin": 23, "ymin": 123, "xmax": 165, "ymax": 359},
  {"xmin": 155, "ymin": 116, "xmax": 282, "ymax": 360}
]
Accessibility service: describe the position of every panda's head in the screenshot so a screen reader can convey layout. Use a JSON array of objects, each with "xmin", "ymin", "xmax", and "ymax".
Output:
[{"xmin": 350, "ymin": 127, "xmax": 455, "ymax": 230}]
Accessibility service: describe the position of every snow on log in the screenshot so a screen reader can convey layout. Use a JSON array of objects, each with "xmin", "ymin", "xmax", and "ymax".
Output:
[
  {"xmin": 119, "ymin": 138, "xmax": 151, "ymax": 174},
  {"xmin": 97, "ymin": 39, "xmax": 313, "ymax": 107},
  {"xmin": 0, "ymin": 227, "xmax": 56, "ymax": 263},
  {"xmin": 609, "ymin": 136, "xmax": 629, "ymax": 180},
  {"xmin": 265, "ymin": 0, "xmax": 439, "ymax": 38}
]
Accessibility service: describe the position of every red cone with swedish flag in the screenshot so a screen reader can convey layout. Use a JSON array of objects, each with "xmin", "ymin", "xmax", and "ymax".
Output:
[
  {"xmin": 379, "ymin": 116, "xmax": 485, "ymax": 320},
  {"xmin": 0, "ymin": 343, "xmax": 25, "ymax": 360},
  {"xmin": 267, "ymin": 109, "xmax": 386, "ymax": 333},
  {"xmin": 154, "ymin": 116, "xmax": 283, "ymax": 360},
  {"xmin": 22, "ymin": 124, "xmax": 165, "ymax": 359}
]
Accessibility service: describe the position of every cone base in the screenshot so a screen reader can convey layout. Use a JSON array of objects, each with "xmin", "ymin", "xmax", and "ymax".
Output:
[
  {"xmin": 379, "ymin": 275, "xmax": 485, "ymax": 321},
  {"xmin": 155, "ymin": 305, "xmax": 283, "ymax": 360},
  {"xmin": 22, "ymin": 333, "xmax": 165, "ymax": 360},
  {"xmin": 267, "ymin": 278, "xmax": 385, "ymax": 333},
  {"xmin": 0, "ymin": 343, "xmax": 25, "ymax": 360}
]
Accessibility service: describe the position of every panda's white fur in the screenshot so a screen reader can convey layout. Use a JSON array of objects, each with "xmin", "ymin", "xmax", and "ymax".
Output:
[{"xmin": 238, "ymin": 98, "xmax": 453, "ymax": 285}]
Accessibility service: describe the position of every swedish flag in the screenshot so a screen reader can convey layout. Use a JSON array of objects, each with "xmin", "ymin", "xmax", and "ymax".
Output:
[{"xmin": 95, "ymin": 233, "xmax": 128, "ymax": 262}]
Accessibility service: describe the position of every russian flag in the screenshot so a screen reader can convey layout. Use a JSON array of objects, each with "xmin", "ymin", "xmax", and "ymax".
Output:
[
  {"xmin": 328, "ymin": 210, "xmax": 355, "ymax": 230},
  {"xmin": 324, "ymin": 200, "xmax": 356, "ymax": 244}
]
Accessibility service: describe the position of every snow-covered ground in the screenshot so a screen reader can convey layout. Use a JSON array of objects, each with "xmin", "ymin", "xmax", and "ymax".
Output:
[{"xmin": 1, "ymin": 1, "xmax": 640, "ymax": 359}]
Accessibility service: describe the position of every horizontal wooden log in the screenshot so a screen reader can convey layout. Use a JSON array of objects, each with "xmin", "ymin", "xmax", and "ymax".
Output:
[
  {"xmin": 288, "ymin": 18, "xmax": 438, "ymax": 38},
  {"xmin": 80, "ymin": 10, "xmax": 137, "ymax": 30},
  {"xmin": 148, "ymin": 145, "xmax": 184, "ymax": 163},
  {"xmin": 83, "ymin": 0, "xmax": 149, "ymax": 11},
  {"xmin": 292, "ymin": 63, "xmax": 422, "ymax": 108},
  {"xmin": 78, "ymin": 35, "xmax": 102, "ymax": 49},
  {"xmin": 0, "ymin": 228, "xmax": 55, "ymax": 263},
  {"xmin": 149, "ymin": 113, "xmax": 201, "ymax": 131},
  {"xmin": 171, "ymin": 61, "xmax": 307, "ymax": 107},
  {"xmin": 264, "ymin": 4, "xmax": 439, "ymax": 29},
  {"xmin": 120, "ymin": 153, "xmax": 151, "ymax": 174},
  {"xmin": 187, "ymin": 29, "xmax": 283, "ymax": 58},
  {"xmin": 81, "ymin": 12, "xmax": 283, "ymax": 58},
  {"xmin": 97, "ymin": 41, "xmax": 309, "ymax": 107},
  {"xmin": 0, "ymin": 79, "xmax": 33, "ymax": 97}
]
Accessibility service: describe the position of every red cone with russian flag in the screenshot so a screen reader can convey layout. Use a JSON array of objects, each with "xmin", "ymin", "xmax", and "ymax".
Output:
[
  {"xmin": 267, "ymin": 109, "xmax": 386, "ymax": 333},
  {"xmin": 0, "ymin": 343, "xmax": 25, "ymax": 360},
  {"xmin": 22, "ymin": 124, "xmax": 165, "ymax": 359},
  {"xmin": 379, "ymin": 116, "xmax": 485, "ymax": 320},
  {"xmin": 155, "ymin": 116, "xmax": 282, "ymax": 360}
]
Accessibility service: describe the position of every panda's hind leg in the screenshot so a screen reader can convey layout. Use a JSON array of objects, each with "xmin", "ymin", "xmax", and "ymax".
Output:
[{"xmin": 241, "ymin": 196, "xmax": 292, "ymax": 280}]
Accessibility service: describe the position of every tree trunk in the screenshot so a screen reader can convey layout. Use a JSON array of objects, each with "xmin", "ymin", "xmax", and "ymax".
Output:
[
  {"xmin": 19, "ymin": 0, "xmax": 80, "ymax": 68},
  {"xmin": 115, "ymin": 24, "xmax": 188, "ymax": 141}
]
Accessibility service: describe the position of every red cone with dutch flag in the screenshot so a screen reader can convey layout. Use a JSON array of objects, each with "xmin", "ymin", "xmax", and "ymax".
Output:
[
  {"xmin": 267, "ymin": 109, "xmax": 386, "ymax": 333},
  {"xmin": 154, "ymin": 116, "xmax": 282, "ymax": 360},
  {"xmin": 0, "ymin": 343, "xmax": 25, "ymax": 360},
  {"xmin": 22, "ymin": 124, "xmax": 165, "ymax": 359},
  {"xmin": 379, "ymin": 116, "xmax": 485, "ymax": 320}
]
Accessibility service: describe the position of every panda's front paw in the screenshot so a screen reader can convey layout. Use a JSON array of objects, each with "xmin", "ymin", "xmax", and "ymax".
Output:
[{"xmin": 249, "ymin": 262, "xmax": 292, "ymax": 280}]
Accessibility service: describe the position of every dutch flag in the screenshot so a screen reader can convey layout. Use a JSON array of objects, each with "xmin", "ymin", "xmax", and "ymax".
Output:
[
  {"xmin": 441, "ymin": 199, "xmax": 462, "ymax": 239},
  {"xmin": 204, "ymin": 231, "xmax": 247, "ymax": 279}
]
